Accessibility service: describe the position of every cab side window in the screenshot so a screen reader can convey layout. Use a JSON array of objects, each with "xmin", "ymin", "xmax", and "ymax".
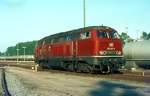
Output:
[
  {"xmin": 80, "ymin": 32, "xmax": 91, "ymax": 39},
  {"xmin": 66, "ymin": 35, "xmax": 72, "ymax": 41},
  {"xmin": 97, "ymin": 31, "xmax": 108, "ymax": 38}
]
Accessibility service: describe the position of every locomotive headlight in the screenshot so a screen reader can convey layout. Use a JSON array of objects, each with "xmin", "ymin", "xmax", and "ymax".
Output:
[
  {"xmin": 99, "ymin": 51, "xmax": 106, "ymax": 55},
  {"xmin": 116, "ymin": 51, "xmax": 121, "ymax": 55}
]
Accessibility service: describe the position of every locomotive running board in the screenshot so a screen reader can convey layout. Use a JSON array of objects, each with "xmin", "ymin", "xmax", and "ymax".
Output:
[{"xmin": 79, "ymin": 56, "xmax": 124, "ymax": 58}]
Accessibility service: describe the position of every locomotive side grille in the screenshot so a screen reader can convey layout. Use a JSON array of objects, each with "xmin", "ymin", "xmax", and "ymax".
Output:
[
  {"xmin": 106, "ymin": 51, "xmax": 116, "ymax": 55},
  {"xmin": 99, "ymin": 50, "xmax": 118, "ymax": 56}
]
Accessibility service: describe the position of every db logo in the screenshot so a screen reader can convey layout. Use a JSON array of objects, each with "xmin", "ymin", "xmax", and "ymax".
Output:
[{"xmin": 109, "ymin": 43, "xmax": 114, "ymax": 47}]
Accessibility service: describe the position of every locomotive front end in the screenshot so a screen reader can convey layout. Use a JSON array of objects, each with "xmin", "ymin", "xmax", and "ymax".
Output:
[{"xmin": 95, "ymin": 27, "xmax": 125, "ymax": 73}]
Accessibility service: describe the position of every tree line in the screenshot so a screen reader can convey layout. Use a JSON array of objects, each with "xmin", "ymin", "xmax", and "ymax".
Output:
[
  {"xmin": 0, "ymin": 31, "xmax": 150, "ymax": 56},
  {"xmin": 120, "ymin": 31, "xmax": 150, "ymax": 43},
  {"xmin": 0, "ymin": 41, "xmax": 37, "ymax": 56}
]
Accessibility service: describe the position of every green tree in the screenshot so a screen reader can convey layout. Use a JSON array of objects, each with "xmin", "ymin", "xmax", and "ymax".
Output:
[
  {"xmin": 147, "ymin": 33, "xmax": 150, "ymax": 40},
  {"xmin": 120, "ymin": 32, "xmax": 134, "ymax": 43},
  {"xmin": 0, "ymin": 52, "xmax": 3, "ymax": 56},
  {"xmin": 6, "ymin": 46, "xmax": 16, "ymax": 56},
  {"xmin": 5, "ymin": 40, "xmax": 37, "ymax": 56},
  {"xmin": 0, "ymin": 51, "xmax": 5, "ymax": 56},
  {"xmin": 140, "ymin": 31, "xmax": 148, "ymax": 40}
]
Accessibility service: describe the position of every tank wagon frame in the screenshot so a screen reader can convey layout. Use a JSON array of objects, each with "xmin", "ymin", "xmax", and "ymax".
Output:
[{"xmin": 35, "ymin": 26, "xmax": 125, "ymax": 73}]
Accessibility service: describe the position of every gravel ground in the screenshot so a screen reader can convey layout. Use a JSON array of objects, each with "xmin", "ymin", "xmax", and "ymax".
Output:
[
  {"xmin": 4, "ymin": 67, "xmax": 150, "ymax": 96},
  {"xmin": 0, "ymin": 69, "xmax": 3, "ymax": 95}
]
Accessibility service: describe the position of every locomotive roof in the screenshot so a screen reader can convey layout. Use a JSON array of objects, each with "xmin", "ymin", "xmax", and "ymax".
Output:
[{"xmin": 38, "ymin": 26, "xmax": 116, "ymax": 44}]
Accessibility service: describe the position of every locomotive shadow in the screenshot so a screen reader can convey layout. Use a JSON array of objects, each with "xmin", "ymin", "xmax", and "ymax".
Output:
[{"xmin": 89, "ymin": 81, "xmax": 143, "ymax": 96}]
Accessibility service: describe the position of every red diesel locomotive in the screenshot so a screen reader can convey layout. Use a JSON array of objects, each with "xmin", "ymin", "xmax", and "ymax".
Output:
[{"xmin": 34, "ymin": 26, "xmax": 125, "ymax": 73}]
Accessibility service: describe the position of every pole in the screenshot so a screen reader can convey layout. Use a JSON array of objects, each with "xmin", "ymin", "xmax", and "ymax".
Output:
[
  {"xmin": 4, "ymin": 52, "xmax": 6, "ymax": 61},
  {"xmin": 83, "ymin": 0, "xmax": 86, "ymax": 30},
  {"xmin": 16, "ymin": 48, "xmax": 19, "ymax": 64},
  {"xmin": 22, "ymin": 47, "xmax": 26, "ymax": 62}
]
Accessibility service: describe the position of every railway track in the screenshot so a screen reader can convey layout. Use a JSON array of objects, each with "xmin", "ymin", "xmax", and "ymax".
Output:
[
  {"xmin": 40, "ymin": 68, "xmax": 150, "ymax": 84},
  {"xmin": 1, "ymin": 68, "xmax": 11, "ymax": 96},
  {"xmin": 0, "ymin": 61, "xmax": 150, "ymax": 84}
]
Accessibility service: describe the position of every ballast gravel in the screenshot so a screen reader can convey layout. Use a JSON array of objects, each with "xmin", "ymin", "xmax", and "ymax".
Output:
[{"xmin": 3, "ymin": 67, "xmax": 150, "ymax": 96}]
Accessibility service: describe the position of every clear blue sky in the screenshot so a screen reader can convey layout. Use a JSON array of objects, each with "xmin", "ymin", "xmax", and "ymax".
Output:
[{"xmin": 0, "ymin": 0, "xmax": 150, "ymax": 52}]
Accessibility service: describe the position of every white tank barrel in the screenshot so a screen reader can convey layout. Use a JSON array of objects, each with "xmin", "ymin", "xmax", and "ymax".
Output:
[{"xmin": 123, "ymin": 40, "xmax": 150, "ymax": 69}]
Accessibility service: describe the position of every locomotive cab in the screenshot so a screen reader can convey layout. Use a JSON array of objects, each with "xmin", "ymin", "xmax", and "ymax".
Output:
[{"xmin": 96, "ymin": 30, "xmax": 122, "ymax": 56}]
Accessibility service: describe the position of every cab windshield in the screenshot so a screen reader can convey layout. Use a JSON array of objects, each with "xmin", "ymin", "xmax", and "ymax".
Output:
[{"xmin": 97, "ymin": 31, "xmax": 120, "ymax": 39}]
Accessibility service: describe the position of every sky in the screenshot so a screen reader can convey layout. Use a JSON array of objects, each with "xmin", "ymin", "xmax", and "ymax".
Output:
[{"xmin": 0, "ymin": 0, "xmax": 150, "ymax": 52}]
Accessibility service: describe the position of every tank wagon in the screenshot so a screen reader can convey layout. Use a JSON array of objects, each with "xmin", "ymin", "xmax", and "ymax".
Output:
[
  {"xmin": 123, "ymin": 40, "xmax": 150, "ymax": 69},
  {"xmin": 34, "ymin": 26, "xmax": 125, "ymax": 73}
]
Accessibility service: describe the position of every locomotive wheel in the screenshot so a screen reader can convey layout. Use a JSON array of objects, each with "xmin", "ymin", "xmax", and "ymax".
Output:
[
  {"xmin": 76, "ymin": 63, "xmax": 82, "ymax": 73},
  {"xmin": 86, "ymin": 65, "xmax": 92, "ymax": 73},
  {"xmin": 76, "ymin": 63, "xmax": 93, "ymax": 73},
  {"xmin": 85, "ymin": 65, "xmax": 93, "ymax": 73},
  {"xmin": 68, "ymin": 64, "xmax": 74, "ymax": 72},
  {"xmin": 101, "ymin": 65, "xmax": 111, "ymax": 74},
  {"xmin": 110, "ymin": 69, "xmax": 120, "ymax": 74},
  {"xmin": 76, "ymin": 63, "xmax": 82, "ymax": 72}
]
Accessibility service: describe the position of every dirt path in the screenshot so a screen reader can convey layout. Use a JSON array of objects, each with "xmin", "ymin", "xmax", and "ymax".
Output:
[{"xmin": 5, "ymin": 67, "xmax": 150, "ymax": 96}]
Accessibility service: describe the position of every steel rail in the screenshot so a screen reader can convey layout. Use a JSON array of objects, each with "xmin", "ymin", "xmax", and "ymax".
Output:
[{"xmin": 1, "ymin": 68, "xmax": 11, "ymax": 96}]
